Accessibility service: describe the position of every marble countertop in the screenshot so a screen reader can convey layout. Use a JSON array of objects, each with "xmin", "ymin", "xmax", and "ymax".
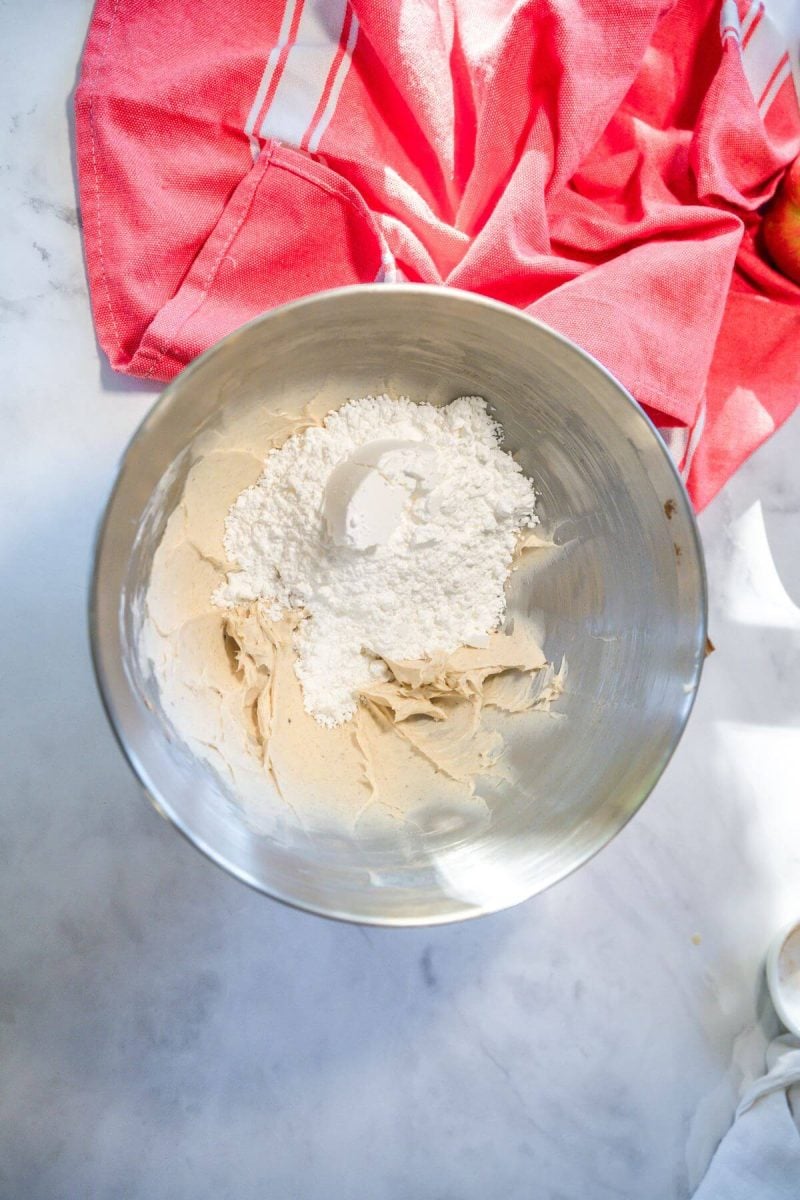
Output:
[{"xmin": 2, "ymin": 5, "xmax": 799, "ymax": 1197}]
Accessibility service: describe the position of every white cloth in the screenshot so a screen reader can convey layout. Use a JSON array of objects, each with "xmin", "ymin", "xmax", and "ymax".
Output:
[{"xmin": 693, "ymin": 1038, "xmax": 800, "ymax": 1199}]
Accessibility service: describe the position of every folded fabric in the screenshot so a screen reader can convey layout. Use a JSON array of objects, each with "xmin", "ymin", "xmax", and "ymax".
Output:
[
  {"xmin": 693, "ymin": 1037, "xmax": 800, "ymax": 1199},
  {"xmin": 75, "ymin": 0, "xmax": 800, "ymax": 509}
]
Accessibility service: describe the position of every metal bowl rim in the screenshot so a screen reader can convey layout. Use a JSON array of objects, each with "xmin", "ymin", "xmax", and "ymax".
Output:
[{"xmin": 89, "ymin": 283, "xmax": 708, "ymax": 926}]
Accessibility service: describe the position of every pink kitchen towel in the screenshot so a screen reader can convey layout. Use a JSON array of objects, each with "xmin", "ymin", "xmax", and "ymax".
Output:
[{"xmin": 75, "ymin": 0, "xmax": 800, "ymax": 509}]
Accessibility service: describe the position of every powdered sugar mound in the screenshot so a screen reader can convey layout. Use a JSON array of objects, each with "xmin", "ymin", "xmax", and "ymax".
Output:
[{"xmin": 216, "ymin": 396, "xmax": 537, "ymax": 725}]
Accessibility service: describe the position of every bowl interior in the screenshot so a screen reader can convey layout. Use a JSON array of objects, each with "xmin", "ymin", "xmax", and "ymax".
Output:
[{"xmin": 93, "ymin": 286, "xmax": 706, "ymax": 924}]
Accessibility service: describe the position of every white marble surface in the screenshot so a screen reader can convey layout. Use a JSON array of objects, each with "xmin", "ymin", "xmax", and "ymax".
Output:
[{"xmin": 1, "ymin": 4, "xmax": 799, "ymax": 1197}]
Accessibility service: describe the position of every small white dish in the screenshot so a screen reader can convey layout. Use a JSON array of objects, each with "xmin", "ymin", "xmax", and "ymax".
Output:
[{"xmin": 766, "ymin": 920, "xmax": 800, "ymax": 1037}]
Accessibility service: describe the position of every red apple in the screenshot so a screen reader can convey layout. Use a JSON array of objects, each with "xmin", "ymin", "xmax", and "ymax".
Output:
[{"xmin": 763, "ymin": 155, "xmax": 800, "ymax": 285}]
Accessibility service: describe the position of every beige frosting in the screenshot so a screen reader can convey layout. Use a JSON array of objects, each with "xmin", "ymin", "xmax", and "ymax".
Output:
[{"xmin": 142, "ymin": 403, "xmax": 564, "ymax": 833}]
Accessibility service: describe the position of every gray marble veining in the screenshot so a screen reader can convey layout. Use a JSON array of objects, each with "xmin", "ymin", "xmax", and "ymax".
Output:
[{"xmin": 1, "ymin": 4, "xmax": 799, "ymax": 1197}]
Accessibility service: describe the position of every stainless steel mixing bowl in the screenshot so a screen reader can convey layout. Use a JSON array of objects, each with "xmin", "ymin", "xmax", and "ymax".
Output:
[{"xmin": 91, "ymin": 285, "xmax": 706, "ymax": 925}]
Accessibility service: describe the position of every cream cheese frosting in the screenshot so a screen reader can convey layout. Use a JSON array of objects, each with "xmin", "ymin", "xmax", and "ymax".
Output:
[{"xmin": 141, "ymin": 400, "xmax": 564, "ymax": 832}]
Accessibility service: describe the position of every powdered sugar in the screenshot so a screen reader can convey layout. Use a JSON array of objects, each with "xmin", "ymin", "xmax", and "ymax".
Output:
[{"xmin": 216, "ymin": 395, "xmax": 537, "ymax": 725}]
